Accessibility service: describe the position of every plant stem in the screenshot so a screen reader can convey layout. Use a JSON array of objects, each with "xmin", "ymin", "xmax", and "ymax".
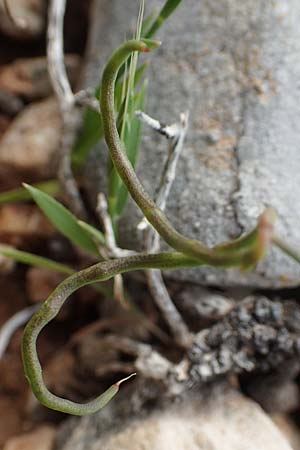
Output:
[
  {"xmin": 100, "ymin": 39, "xmax": 272, "ymax": 267},
  {"xmin": 22, "ymin": 251, "xmax": 199, "ymax": 415}
]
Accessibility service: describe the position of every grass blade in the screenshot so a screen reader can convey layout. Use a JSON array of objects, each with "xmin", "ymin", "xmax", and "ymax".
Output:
[
  {"xmin": 72, "ymin": 96, "xmax": 103, "ymax": 168},
  {"xmin": 0, "ymin": 245, "xmax": 112, "ymax": 296},
  {"xmin": 108, "ymin": 1, "xmax": 146, "ymax": 226},
  {"xmin": 115, "ymin": 81, "xmax": 148, "ymax": 220},
  {"xmin": 77, "ymin": 220, "xmax": 106, "ymax": 245},
  {"xmin": 0, "ymin": 245, "xmax": 74, "ymax": 275},
  {"xmin": 24, "ymin": 184, "xmax": 99, "ymax": 255},
  {"xmin": 0, "ymin": 180, "xmax": 59, "ymax": 205},
  {"xmin": 145, "ymin": 0, "xmax": 183, "ymax": 38}
]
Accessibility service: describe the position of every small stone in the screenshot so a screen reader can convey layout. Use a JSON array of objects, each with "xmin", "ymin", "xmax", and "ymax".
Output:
[
  {"xmin": 214, "ymin": 348, "xmax": 232, "ymax": 374},
  {"xmin": 3, "ymin": 425, "xmax": 56, "ymax": 450},
  {"xmin": 0, "ymin": 56, "xmax": 80, "ymax": 100},
  {"xmin": 0, "ymin": 98, "xmax": 61, "ymax": 178},
  {"xmin": 232, "ymin": 351, "xmax": 255, "ymax": 371},
  {"xmin": 0, "ymin": 0, "xmax": 46, "ymax": 39},
  {"xmin": 0, "ymin": 204, "xmax": 54, "ymax": 245},
  {"xmin": 254, "ymin": 297, "xmax": 273, "ymax": 323},
  {"xmin": 271, "ymin": 302, "xmax": 284, "ymax": 323},
  {"xmin": 235, "ymin": 305, "xmax": 252, "ymax": 325},
  {"xmin": 206, "ymin": 323, "xmax": 229, "ymax": 347},
  {"xmin": 253, "ymin": 324, "xmax": 276, "ymax": 354},
  {"xmin": 276, "ymin": 328, "xmax": 294, "ymax": 353}
]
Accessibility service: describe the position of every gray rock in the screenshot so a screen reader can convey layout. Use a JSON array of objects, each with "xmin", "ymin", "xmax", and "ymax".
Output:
[
  {"xmin": 83, "ymin": 0, "xmax": 300, "ymax": 287},
  {"xmin": 56, "ymin": 388, "xmax": 293, "ymax": 450}
]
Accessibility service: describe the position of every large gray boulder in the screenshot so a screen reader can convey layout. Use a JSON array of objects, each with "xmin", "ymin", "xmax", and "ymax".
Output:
[{"xmin": 83, "ymin": 0, "xmax": 300, "ymax": 288}]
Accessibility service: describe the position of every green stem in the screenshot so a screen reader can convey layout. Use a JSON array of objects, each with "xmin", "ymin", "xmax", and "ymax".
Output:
[
  {"xmin": 22, "ymin": 39, "xmax": 276, "ymax": 417},
  {"xmin": 22, "ymin": 252, "xmax": 199, "ymax": 416},
  {"xmin": 100, "ymin": 39, "xmax": 270, "ymax": 266}
]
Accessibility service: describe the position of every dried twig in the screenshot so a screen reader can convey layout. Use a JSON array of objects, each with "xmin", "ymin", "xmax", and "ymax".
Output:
[
  {"xmin": 0, "ymin": 304, "xmax": 40, "ymax": 359},
  {"xmin": 96, "ymin": 193, "xmax": 135, "ymax": 258},
  {"xmin": 137, "ymin": 111, "xmax": 189, "ymax": 235},
  {"xmin": 96, "ymin": 193, "xmax": 134, "ymax": 308},
  {"xmin": 137, "ymin": 111, "xmax": 192, "ymax": 348},
  {"xmin": 136, "ymin": 110, "xmax": 184, "ymax": 140},
  {"xmin": 47, "ymin": 0, "xmax": 86, "ymax": 219},
  {"xmin": 74, "ymin": 89, "xmax": 100, "ymax": 113}
]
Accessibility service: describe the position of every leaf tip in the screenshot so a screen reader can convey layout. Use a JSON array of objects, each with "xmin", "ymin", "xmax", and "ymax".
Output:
[
  {"xmin": 114, "ymin": 373, "xmax": 136, "ymax": 390},
  {"xmin": 140, "ymin": 39, "xmax": 161, "ymax": 52}
]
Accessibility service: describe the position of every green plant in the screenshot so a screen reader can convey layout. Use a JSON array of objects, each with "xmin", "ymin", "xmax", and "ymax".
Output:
[
  {"xmin": 72, "ymin": 0, "xmax": 184, "ymax": 230},
  {"xmin": 21, "ymin": 38, "xmax": 281, "ymax": 416}
]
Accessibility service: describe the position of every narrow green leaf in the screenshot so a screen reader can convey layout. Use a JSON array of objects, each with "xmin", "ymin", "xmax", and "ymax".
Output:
[
  {"xmin": 0, "ymin": 180, "xmax": 59, "ymax": 205},
  {"xmin": 108, "ymin": 81, "xmax": 147, "ymax": 224},
  {"xmin": 77, "ymin": 220, "xmax": 106, "ymax": 245},
  {"xmin": 72, "ymin": 62, "xmax": 148, "ymax": 169},
  {"xmin": 0, "ymin": 244, "xmax": 112, "ymax": 296},
  {"xmin": 72, "ymin": 103, "xmax": 103, "ymax": 168},
  {"xmin": 72, "ymin": 0, "xmax": 181, "ymax": 169},
  {"xmin": 145, "ymin": 0, "xmax": 183, "ymax": 38},
  {"xmin": 120, "ymin": 0, "xmax": 144, "ymax": 143},
  {"xmin": 107, "ymin": 3, "xmax": 146, "ymax": 227},
  {"xmin": 141, "ymin": 10, "xmax": 158, "ymax": 35},
  {"xmin": 0, "ymin": 245, "xmax": 74, "ymax": 275},
  {"xmin": 24, "ymin": 184, "xmax": 99, "ymax": 255}
]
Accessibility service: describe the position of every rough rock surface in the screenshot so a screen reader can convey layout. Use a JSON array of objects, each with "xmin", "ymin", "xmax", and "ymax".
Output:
[
  {"xmin": 56, "ymin": 388, "xmax": 293, "ymax": 450},
  {"xmin": 84, "ymin": 0, "xmax": 300, "ymax": 287}
]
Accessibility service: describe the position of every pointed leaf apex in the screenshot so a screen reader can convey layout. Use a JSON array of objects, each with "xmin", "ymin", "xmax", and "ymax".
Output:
[
  {"xmin": 140, "ymin": 38, "xmax": 162, "ymax": 52},
  {"xmin": 115, "ymin": 373, "xmax": 136, "ymax": 390}
]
